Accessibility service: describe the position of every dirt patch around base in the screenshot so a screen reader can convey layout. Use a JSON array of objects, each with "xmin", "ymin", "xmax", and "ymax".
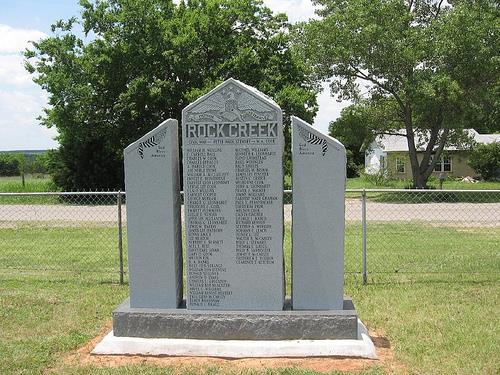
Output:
[{"xmin": 55, "ymin": 322, "xmax": 406, "ymax": 374}]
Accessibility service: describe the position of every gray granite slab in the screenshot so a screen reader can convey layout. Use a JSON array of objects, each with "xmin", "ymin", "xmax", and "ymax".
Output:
[
  {"xmin": 124, "ymin": 119, "xmax": 182, "ymax": 308},
  {"xmin": 182, "ymin": 78, "xmax": 284, "ymax": 311},
  {"xmin": 112, "ymin": 297, "xmax": 358, "ymax": 340},
  {"xmin": 291, "ymin": 116, "xmax": 346, "ymax": 310},
  {"xmin": 94, "ymin": 320, "xmax": 377, "ymax": 358}
]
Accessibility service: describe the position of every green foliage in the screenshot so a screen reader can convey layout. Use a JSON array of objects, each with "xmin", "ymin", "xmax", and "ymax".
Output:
[
  {"xmin": 329, "ymin": 100, "xmax": 395, "ymax": 177},
  {"xmin": 357, "ymin": 170, "xmax": 397, "ymax": 188},
  {"xmin": 32, "ymin": 153, "xmax": 51, "ymax": 174},
  {"xmin": 343, "ymin": 149, "xmax": 360, "ymax": 178},
  {"xmin": 0, "ymin": 152, "xmax": 50, "ymax": 185},
  {"xmin": 300, "ymin": 0, "xmax": 499, "ymax": 188},
  {"xmin": 468, "ymin": 142, "xmax": 500, "ymax": 180},
  {"xmin": 25, "ymin": 0, "xmax": 318, "ymax": 190},
  {"xmin": 0, "ymin": 154, "xmax": 20, "ymax": 176}
]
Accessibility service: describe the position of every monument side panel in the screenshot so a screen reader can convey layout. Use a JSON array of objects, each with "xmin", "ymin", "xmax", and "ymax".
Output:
[
  {"xmin": 183, "ymin": 78, "xmax": 284, "ymax": 311},
  {"xmin": 124, "ymin": 119, "xmax": 182, "ymax": 308},
  {"xmin": 291, "ymin": 116, "xmax": 346, "ymax": 310}
]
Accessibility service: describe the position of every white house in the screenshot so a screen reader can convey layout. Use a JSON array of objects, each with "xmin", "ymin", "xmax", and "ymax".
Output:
[{"xmin": 365, "ymin": 129, "xmax": 500, "ymax": 178}]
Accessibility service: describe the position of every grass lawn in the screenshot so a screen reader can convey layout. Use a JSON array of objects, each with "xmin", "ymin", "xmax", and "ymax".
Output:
[
  {"xmin": 346, "ymin": 177, "xmax": 500, "ymax": 202},
  {"xmin": 346, "ymin": 176, "xmax": 500, "ymax": 190},
  {"xmin": 0, "ymin": 175, "xmax": 56, "ymax": 192},
  {"xmin": 3, "ymin": 175, "xmax": 500, "ymax": 194},
  {"xmin": 0, "ymin": 222, "xmax": 498, "ymax": 374},
  {"xmin": 1, "ymin": 175, "xmax": 499, "ymax": 206},
  {"xmin": 0, "ymin": 176, "xmax": 59, "ymax": 204},
  {"xmin": 0, "ymin": 176, "xmax": 118, "ymax": 205}
]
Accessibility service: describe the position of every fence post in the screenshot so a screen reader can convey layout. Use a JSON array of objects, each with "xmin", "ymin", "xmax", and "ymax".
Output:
[
  {"xmin": 117, "ymin": 190, "xmax": 124, "ymax": 285},
  {"xmin": 362, "ymin": 189, "xmax": 367, "ymax": 285}
]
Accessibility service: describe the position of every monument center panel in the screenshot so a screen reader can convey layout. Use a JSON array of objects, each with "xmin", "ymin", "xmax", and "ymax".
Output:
[{"xmin": 183, "ymin": 80, "xmax": 284, "ymax": 311}]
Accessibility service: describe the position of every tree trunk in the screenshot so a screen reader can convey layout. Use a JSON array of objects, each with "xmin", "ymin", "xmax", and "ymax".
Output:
[
  {"xmin": 409, "ymin": 150, "xmax": 428, "ymax": 189},
  {"xmin": 402, "ymin": 108, "xmax": 428, "ymax": 188},
  {"xmin": 413, "ymin": 172, "xmax": 428, "ymax": 189},
  {"xmin": 409, "ymin": 128, "xmax": 450, "ymax": 189},
  {"xmin": 399, "ymin": 100, "xmax": 449, "ymax": 189}
]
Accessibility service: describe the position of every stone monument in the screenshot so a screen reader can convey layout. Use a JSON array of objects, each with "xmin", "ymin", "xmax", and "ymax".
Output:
[
  {"xmin": 96, "ymin": 79, "xmax": 376, "ymax": 359},
  {"xmin": 123, "ymin": 119, "xmax": 182, "ymax": 309},
  {"xmin": 291, "ymin": 116, "xmax": 346, "ymax": 310},
  {"xmin": 182, "ymin": 78, "xmax": 284, "ymax": 310}
]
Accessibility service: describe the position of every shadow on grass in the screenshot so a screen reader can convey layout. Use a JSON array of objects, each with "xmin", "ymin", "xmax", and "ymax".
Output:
[{"xmin": 365, "ymin": 272, "xmax": 498, "ymax": 286}]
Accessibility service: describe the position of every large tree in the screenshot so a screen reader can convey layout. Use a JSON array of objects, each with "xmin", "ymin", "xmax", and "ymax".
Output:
[
  {"xmin": 25, "ymin": 0, "xmax": 317, "ymax": 190},
  {"xmin": 329, "ymin": 99, "xmax": 398, "ymax": 176},
  {"xmin": 301, "ymin": 0, "xmax": 499, "ymax": 188}
]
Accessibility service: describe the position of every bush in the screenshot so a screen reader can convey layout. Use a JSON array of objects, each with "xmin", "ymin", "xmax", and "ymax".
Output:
[
  {"xmin": 469, "ymin": 142, "xmax": 500, "ymax": 180},
  {"xmin": 359, "ymin": 170, "xmax": 397, "ymax": 187},
  {"xmin": 0, "ymin": 154, "xmax": 20, "ymax": 176}
]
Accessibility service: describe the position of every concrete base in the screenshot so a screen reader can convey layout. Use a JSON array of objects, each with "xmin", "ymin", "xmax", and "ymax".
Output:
[
  {"xmin": 112, "ymin": 297, "xmax": 358, "ymax": 340},
  {"xmin": 92, "ymin": 319, "xmax": 377, "ymax": 359}
]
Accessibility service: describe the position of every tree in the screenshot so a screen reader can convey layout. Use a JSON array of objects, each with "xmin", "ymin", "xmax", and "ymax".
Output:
[
  {"xmin": 329, "ymin": 99, "xmax": 398, "ymax": 176},
  {"xmin": 32, "ymin": 153, "xmax": 51, "ymax": 175},
  {"xmin": 25, "ymin": 0, "xmax": 318, "ymax": 190},
  {"xmin": 300, "ymin": 0, "xmax": 499, "ymax": 187},
  {"xmin": 469, "ymin": 142, "xmax": 500, "ymax": 180},
  {"xmin": 0, "ymin": 154, "xmax": 20, "ymax": 177}
]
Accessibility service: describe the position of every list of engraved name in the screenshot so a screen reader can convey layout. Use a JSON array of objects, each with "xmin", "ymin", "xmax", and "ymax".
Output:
[
  {"xmin": 185, "ymin": 125, "xmax": 278, "ymax": 308},
  {"xmin": 185, "ymin": 147, "xmax": 231, "ymax": 307},
  {"xmin": 235, "ymin": 147, "xmax": 276, "ymax": 266}
]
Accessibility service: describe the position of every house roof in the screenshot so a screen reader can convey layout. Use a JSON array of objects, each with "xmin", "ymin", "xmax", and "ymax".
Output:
[{"xmin": 374, "ymin": 129, "xmax": 500, "ymax": 152}]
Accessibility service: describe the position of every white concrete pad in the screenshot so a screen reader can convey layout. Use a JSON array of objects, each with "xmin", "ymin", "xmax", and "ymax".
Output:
[{"xmin": 92, "ymin": 319, "xmax": 377, "ymax": 359}]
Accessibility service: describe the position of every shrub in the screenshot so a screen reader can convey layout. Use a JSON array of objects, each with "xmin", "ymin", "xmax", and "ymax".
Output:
[
  {"xmin": 469, "ymin": 142, "xmax": 500, "ymax": 180},
  {"xmin": 0, "ymin": 154, "xmax": 20, "ymax": 176}
]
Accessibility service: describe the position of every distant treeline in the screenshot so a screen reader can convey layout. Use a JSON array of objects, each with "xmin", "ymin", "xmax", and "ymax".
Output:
[{"xmin": 0, "ymin": 152, "xmax": 50, "ymax": 176}]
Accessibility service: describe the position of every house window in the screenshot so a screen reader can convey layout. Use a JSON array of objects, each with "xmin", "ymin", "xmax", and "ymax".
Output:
[
  {"xmin": 434, "ymin": 156, "xmax": 452, "ymax": 172},
  {"xmin": 379, "ymin": 155, "xmax": 386, "ymax": 170},
  {"xmin": 396, "ymin": 158, "xmax": 405, "ymax": 173}
]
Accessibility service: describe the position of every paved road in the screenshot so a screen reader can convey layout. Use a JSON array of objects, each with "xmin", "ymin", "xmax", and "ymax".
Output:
[{"xmin": 1, "ymin": 201, "xmax": 498, "ymax": 225}]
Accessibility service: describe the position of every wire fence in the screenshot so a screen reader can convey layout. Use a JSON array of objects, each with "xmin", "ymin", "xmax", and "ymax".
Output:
[{"xmin": 0, "ymin": 190, "xmax": 498, "ymax": 284}]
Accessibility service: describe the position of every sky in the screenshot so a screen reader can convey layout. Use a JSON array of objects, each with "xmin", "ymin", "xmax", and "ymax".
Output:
[{"xmin": 0, "ymin": 0, "xmax": 350, "ymax": 151}]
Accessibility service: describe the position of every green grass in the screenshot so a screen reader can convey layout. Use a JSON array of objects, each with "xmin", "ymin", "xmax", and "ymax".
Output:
[
  {"xmin": 2, "ymin": 175, "xmax": 499, "ymax": 205},
  {"xmin": 345, "ymin": 177, "xmax": 500, "ymax": 202},
  {"xmin": 0, "ymin": 175, "xmax": 60, "ymax": 204},
  {"xmin": 0, "ymin": 176, "xmax": 119, "ymax": 205},
  {"xmin": 351, "ymin": 274, "xmax": 499, "ymax": 375},
  {"xmin": 0, "ymin": 175, "xmax": 56, "ymax": 192},
  {"xmin": 0, "ymin": 222, "xmax": 499, "ymax": 373},
  {"xmin": 346, "ymin": 176, "xmax": 500, "ymax": 190},
  {"xmin": 0, "ymin": 224, "xmax": 121, "ymax": 274}
]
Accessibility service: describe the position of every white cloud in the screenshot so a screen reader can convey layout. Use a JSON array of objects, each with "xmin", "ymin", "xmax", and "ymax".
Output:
[
  {"xmin": 0, "ymin": 24, "xmax": 46, "ymax": 54},
  {"xmin": 0, "ymin": 88, "xmax": 58, "ymax": 151},
  {"xmin": 0, "ymin": 24, "xmax": 46, "ymax": 88},
  {"xmin": 263, "ymin": 0, "xmax": 318, "ymax": 23},
  {"xmin": 0, "ymin": 24, "xmax": 55, "ymax": 151},
  {"xmin": 0, "ymin": 54, "xmax": 33, "ymax": 86}
]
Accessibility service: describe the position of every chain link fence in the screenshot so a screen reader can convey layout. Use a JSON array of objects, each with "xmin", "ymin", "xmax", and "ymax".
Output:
[
  {"xmin": 356, "ymin": 189, "xmax": 500, "ymax": 284},
  {"xmin": 0, "ymin": 190, "xmax": 498, "ymax": 284},
  {"xmin": 0, "ymin": 192, "xmax": 122, "ymax": 282}
]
